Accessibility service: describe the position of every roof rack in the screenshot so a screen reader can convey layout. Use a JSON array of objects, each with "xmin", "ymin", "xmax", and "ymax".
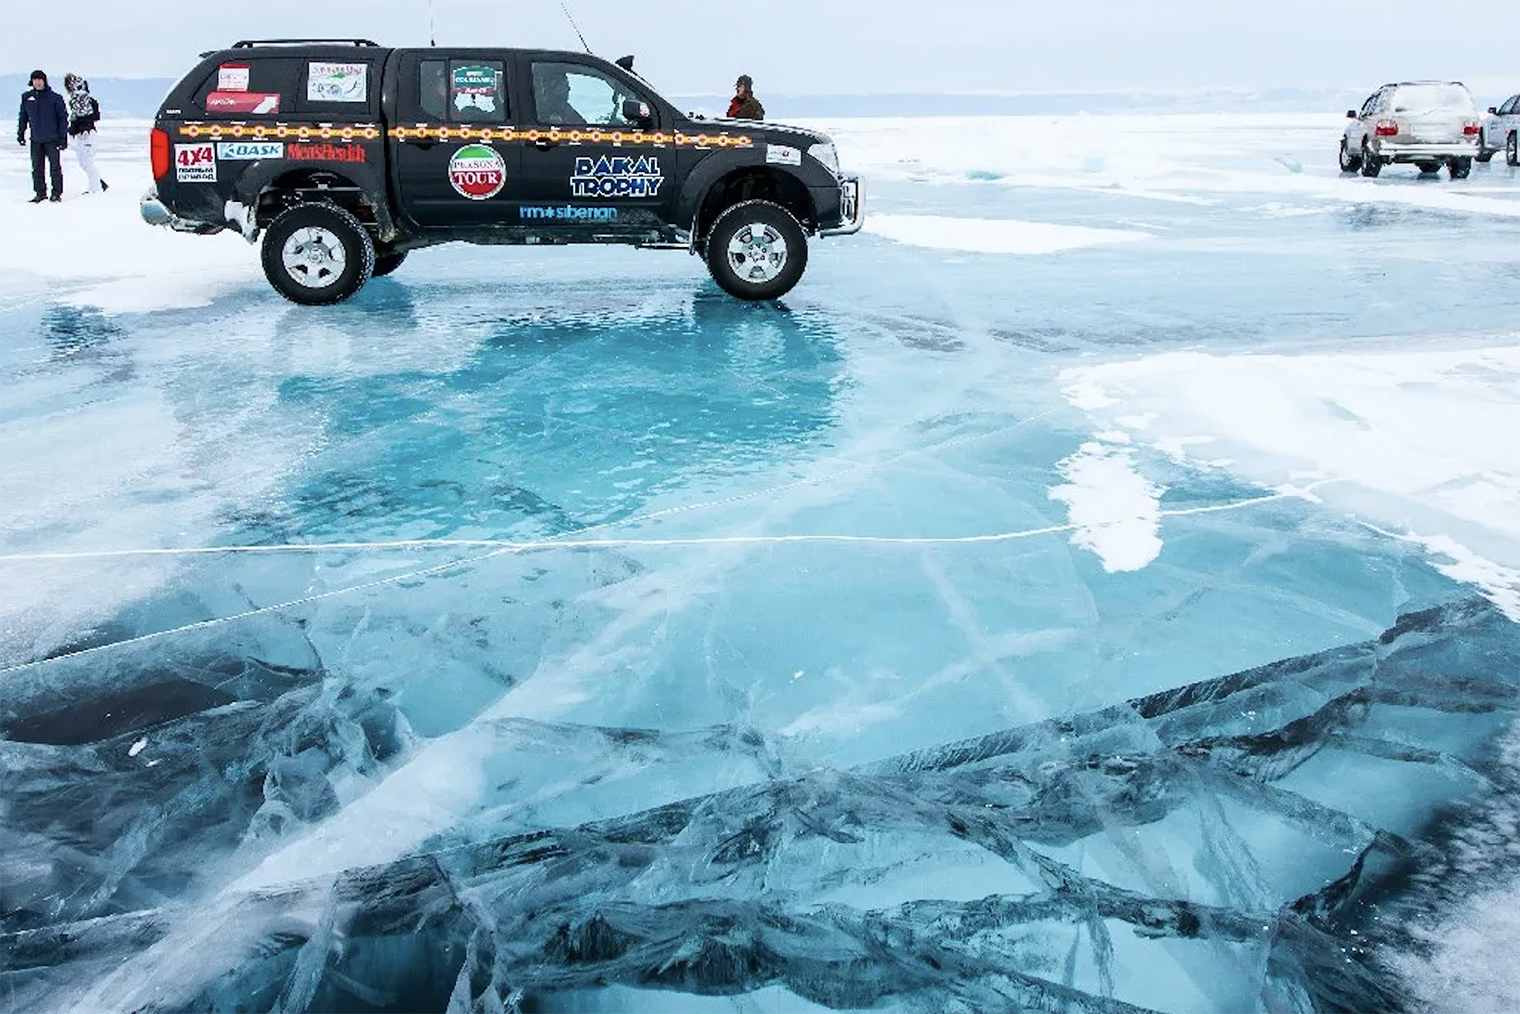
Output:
[{"xmin": 230, "ymin": 38, "xmax": 380, "ymax": 48}]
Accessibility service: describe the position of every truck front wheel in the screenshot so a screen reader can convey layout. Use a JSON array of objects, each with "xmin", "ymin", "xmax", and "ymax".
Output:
[
  {"xmin": 704, "ymin": 200, "xmax": 808, "ymax": 301},
  {"xmin": 261, "ymin": 203, "xmax": 375, "ymax": 305},
  {"xmin": 373, "ymin": 249, "xmax": 408, "ymax": 278}
]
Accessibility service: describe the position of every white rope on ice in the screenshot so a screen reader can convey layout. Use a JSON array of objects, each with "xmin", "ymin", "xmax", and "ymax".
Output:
[
  {"xmin": 0, "ymin": 485, "xmax": 1329, "ymax": 676},
  {"xmin": 0, "ymin": 489, "xmax": 1313, "ymax": 564}
]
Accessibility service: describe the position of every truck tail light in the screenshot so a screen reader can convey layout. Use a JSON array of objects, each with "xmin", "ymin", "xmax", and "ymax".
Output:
[
  {"xmin": 1463, "ymin": 120, "xmax": 1481, "ymax": 135},
  {"xmin": 1375, "ymin": 120, "xmax": 1399, "ymax": 137},
  {"xmin": 151, "ymin": 128, "xmax": 170, "ymax": 180}
]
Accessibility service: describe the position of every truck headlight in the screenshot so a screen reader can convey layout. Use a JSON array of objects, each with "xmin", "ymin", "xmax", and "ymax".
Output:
[{"xmin": 808, "ymin": 142, "xmax": 840, "ymax": 175}]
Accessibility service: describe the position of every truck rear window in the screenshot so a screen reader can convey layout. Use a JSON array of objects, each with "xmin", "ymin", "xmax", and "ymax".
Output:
[{"xmin": 1390, "ymin": 85, "xmax": 1473, "ymax": 113}]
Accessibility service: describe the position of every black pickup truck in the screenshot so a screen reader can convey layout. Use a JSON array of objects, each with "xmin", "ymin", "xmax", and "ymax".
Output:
[{"xmin": 141, "ymin": 39, "xmax": 864, "ymax": 304}]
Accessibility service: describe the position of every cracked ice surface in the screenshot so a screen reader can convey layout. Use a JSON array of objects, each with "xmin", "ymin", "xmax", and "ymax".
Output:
[{"xmin": 3, "ymin": 113, "xmax": 1520, "ymax": 1013}]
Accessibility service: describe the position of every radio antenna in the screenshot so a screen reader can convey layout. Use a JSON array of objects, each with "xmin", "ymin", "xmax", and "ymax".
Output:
[
  {"xmin": 560, "ymin": 2, "xmax": 593, "ymax": 54},
  {"xmin": 427, "ymin": 0, "xmax": 436, "ymax": 45}
]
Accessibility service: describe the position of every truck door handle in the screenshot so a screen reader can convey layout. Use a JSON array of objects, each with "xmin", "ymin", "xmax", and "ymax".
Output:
[{"xmin": 534, "ymin": 139, "xmax": 558, "ymax": 150}]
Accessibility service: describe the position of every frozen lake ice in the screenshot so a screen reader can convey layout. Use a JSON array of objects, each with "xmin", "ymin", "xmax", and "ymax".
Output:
[{"xmin": 2, "ymin": 113, "xmax": 1519, "ymax": 1013}]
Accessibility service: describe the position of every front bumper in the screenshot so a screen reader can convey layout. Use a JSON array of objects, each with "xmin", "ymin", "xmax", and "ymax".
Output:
[
  {"xmin": 1372, "ymin": 141, "xmax": 1478, "ymax": 161},
  {"xmin": 820, "ymin": 174, "xmax": 864, "ymax": 237},
  {"xmin": 140, "ymin": 185, "xmax": 222, "ymax": 234}
]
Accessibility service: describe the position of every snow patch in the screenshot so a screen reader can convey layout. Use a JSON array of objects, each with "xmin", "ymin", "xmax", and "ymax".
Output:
[
  {"xmin": 866, "ymin": 214, "xmax": 1150, "ymax": 255},
  {"xmin": 1059, "ymin": 343, "xmax": 1520, "ymax": 619},
  {"xmin": 1049, "ymin": 441, "xmax": 1165, "ymax": 573}
]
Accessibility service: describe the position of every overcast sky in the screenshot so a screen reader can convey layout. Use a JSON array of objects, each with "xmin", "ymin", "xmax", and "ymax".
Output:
[{"xmin": 5, "ymin": 0, "xmax": 1517, "ymax": 96}]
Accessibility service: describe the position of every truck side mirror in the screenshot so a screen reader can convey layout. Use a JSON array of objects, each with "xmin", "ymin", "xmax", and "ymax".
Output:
[
  {"xmin": 1346, "ymin": 109, "xmax": 1357, "ymax": 118},
  {"xmin": 1488, "ymin": 106, "xmax": 1498, "ymax": 114},
  {"xmin": 622, "ymin": 98, "xmax": 651, "ymax": 125}
]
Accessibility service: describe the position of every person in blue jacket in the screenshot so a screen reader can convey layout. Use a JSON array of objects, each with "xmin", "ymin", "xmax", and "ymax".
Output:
[{"xmin": 17, "ymin": 70, "xmax": 70, "ymax": 203}]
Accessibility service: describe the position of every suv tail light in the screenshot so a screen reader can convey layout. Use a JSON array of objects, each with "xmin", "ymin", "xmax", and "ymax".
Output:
[
  {"xmin": 1463, "ymin": 120, "xmax": 1481, "ymax": 135},
  {"xmin": 1375, "ymin": 120, "xmax": 1400, "ymax": 137},
  {"xmin": 150, "ymin": 128, "xmax": 170, "ymax": 180}
]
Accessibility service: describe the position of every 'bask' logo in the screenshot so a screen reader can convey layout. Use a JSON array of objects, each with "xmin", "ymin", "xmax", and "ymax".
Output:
[{"xmin": 449, "ymin": 144, "xmax": 506, "ymax": 200}]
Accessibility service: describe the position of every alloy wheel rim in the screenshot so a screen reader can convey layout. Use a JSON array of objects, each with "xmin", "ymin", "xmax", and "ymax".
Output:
[
  {"xmin": 726, "ymin": 222, "xmax": 788, "ymax": 284},
  {"xmin": 281, "ymin": 226, "xmax": 347, "ymax": 288}
]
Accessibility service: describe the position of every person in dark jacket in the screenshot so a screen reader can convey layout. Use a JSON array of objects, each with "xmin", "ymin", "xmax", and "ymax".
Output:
[
  {"xmin": 726, "ymin": 75, "xmax": 764, "ymax": 120},
  {"xmin": 63, "ymin": 73, "xmax": 108, "ymax": 194},
  {"xmin": 17, "ymin": 70, "xmax": 69, "ymax": 202}
]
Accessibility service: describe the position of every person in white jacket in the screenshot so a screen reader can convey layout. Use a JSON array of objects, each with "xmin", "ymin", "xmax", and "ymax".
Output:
[{"xmin": 63, "ymin": 73, "xmax": 108, "ymax": 195}]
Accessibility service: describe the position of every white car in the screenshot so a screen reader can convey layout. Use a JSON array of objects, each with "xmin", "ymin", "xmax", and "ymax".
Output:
[
  {"xmin": 1477, "ymin": 93, "xmax": 1520, "ymax": 166},
  {"xmin": 1339, "ymin": 81, "xmax": 1481, "ymax": 179}
]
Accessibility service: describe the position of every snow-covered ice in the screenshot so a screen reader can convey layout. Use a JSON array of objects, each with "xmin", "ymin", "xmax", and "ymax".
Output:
[{"xmin": 2, "ymin": 110, "xmax": 1520, "ymax": 1013}]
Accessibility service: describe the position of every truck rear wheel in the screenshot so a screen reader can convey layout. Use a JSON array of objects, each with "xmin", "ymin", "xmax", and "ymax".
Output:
[
  {"xmin": 704, "ymin": 200, "xmax": 808, "ymax": 301},
  {"xmin": 261, "ymin": 203, "xmax": 374, "ymax": 305}
]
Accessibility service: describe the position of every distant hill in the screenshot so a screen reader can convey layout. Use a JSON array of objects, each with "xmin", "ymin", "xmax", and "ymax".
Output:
[
  {"xmin": 1, "ymin": 76, "xmax": 174, "ymax": 118},
  {"xmin": 672, "ymin": 87, "xmax": 1373, "ymax": 119},
  {"xmin": 18, "ymin": 77, "xmax": 1508, "ymax": 120}
]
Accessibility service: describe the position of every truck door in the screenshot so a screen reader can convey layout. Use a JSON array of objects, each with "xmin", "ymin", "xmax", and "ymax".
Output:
[
  {"xmin": 389, "ymin": 51, "xmax": 521, "ymax": 228},
  {"xmin": 513, "ymin": 55, "xmax": 675, "ymax": 232}
]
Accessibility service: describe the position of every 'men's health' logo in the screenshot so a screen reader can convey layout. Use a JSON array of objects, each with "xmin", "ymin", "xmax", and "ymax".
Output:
[{"xmin": 570, "ymin": 155, "xmax": 663, "ymax": 198}]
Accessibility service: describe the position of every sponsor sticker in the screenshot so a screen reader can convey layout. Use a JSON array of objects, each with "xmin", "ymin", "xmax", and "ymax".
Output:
[
  {"xmin": 206, "ymin": 91, "xmax": 280, "ymax": 114},
  {"xmin": 765, "ymin": 144, "xmax": 802, "ymax": 167},
  {"xmin": 216, "ymin": 141, "xmax": 283, "ymax": 160},
  {"xmin": 449, "ymin": 144, "xmax": 507, "ymax": 199},
  {"xmin": 174, "ymin": 143, "xmax": 216, "ymax": 183},
  {"xmin": 570, "ymin": 155, "xmax": 663, "ymax": 198},
  {"xmin": 217, "ymin": 64, "xmax": 250, "ymax": 92},
  {"xmin": 519, "ymin": 205, "xmax": 619, "ymax": 222},
  {"xmin": 308, "ymin": 62, "xmax": 368, "ymax": 103},
  {"xmin": 452, "ymin": 65, "xmax": 499, "ymax": 115},
  {"xmin": 287, "ymin": 142, "xmax": 367, "ymax": 162}
]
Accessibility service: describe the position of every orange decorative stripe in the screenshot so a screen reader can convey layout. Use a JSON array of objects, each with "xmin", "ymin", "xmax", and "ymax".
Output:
[
  {"xmin": 175, "ymin": 122, "xmax": 756, "ymax": 149},
  {"xmin": 177, "ymin": 122, "xmax": 381, "ymax": 141}
]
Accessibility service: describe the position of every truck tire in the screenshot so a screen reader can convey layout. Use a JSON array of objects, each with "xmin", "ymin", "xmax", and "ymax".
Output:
[
  {"xmin": 261, "ymin": 203, "xmax": 374, "ymax": 305},
  {"xmin": 373, "ymin": 249, "xmax": 408, "ymax": 278},
  {"xmin": 704, "ymin": 200, "xmax": 808, "ymax": 301},
  {"xmin": 1448, "ymin": 157, "xmax": 1471, "ymax": 180},
  {"xmin": 1508, "ymin": 132, "xmax": 1518, "ymax": 168}
]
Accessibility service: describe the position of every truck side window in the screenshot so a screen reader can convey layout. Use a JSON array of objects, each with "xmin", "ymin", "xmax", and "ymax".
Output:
[
  {"xmin": 194, "ymin": 58, "xmax": 301, "ymax": 116},
  {"xmin": 419, "ymin": 59, "xmax": 508, "ymax": 122},
  {"xmin": 420, "ymin": 60, "xmax": 448, "ymax": 120},
  {"xmin": 452, "ymin": 60, "xmax": 507, "ymax": 121},
  {"xmin": 530, "ymin": 61, "xmax": 645, "ymax": 127}
]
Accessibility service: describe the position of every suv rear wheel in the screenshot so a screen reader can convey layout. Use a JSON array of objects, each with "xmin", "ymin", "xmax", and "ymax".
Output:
[
  {"xmin": 1359, "ymin": 140, "xmax": 1381, "ymax": 178},
  {"xmin": 1508, "ymin": 132, "xmax": 1518, "ymax": 168},
  {"xmin": 261, "ymin": 203, "xmax": 375, "ymax": 305},
  {"xmin": 1448, "ymin": 157, "xmax": 1472, "ymax": 180},
  {"xmin": 704, "ymin": 200, "xmax": 808, "ymax": 301},
  {"xmin": 1338, "ymin": 139, "xmax": 1361, "ymax": 173}
]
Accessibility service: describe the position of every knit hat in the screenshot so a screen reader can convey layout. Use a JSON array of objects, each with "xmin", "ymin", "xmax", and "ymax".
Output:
[{"xmin": 30, "ymin": 69, "xmax": 48, "ymax": 85}]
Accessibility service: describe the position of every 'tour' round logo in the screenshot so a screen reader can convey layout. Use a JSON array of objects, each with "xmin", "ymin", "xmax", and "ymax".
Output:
[{"xmin": 448, "ymin": 144, "xmax": 506, "ymax": 200}]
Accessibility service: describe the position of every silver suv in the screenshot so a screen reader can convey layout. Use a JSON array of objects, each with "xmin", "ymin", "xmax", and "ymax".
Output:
[
  {"xmin": 1338, "ymin": 81, "xmax": 1481, "ymax": 179},
  {"xmin": 1477, "ymin": 93, "xmax": 1520, "ymax": 166}
]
